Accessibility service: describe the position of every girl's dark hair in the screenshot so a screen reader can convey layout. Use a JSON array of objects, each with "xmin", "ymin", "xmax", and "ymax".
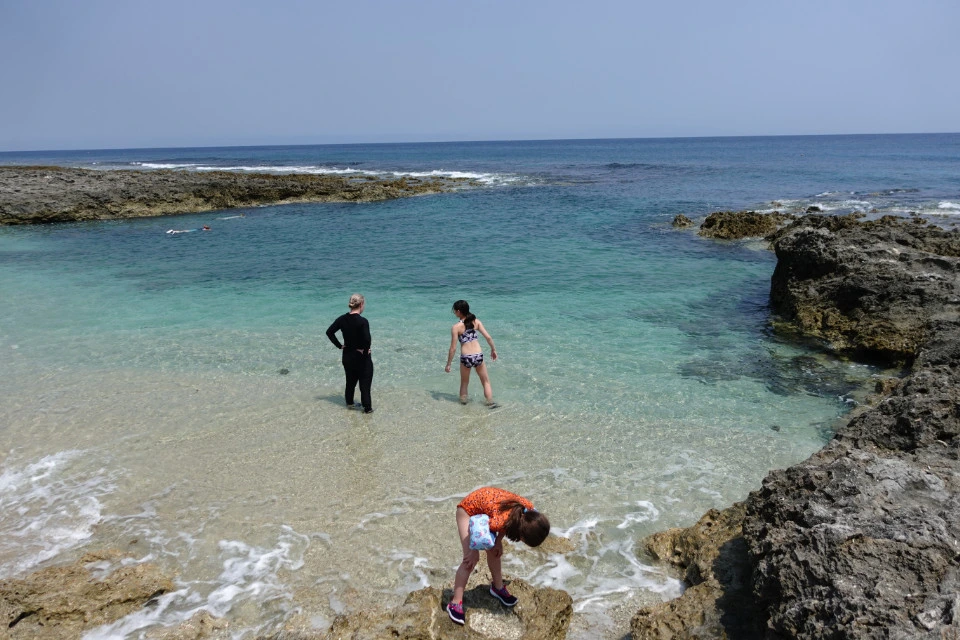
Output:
[
  {"xmin": 499, "ymin": 499, "xmax": 550, "ymax": 547},
  {"xmin": 453, "ymin": 300, "xmax": 475, "ymax": 330}
]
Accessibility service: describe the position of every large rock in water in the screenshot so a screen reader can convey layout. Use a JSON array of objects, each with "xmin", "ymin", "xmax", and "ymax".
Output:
[
  {"xmin": 770, "ymin": 214, "xmax": 960, "ymax": 364},
  {"xmin": 0, "ymin": 550, "xmax": 174, "ymax": 639},
  {"xmin": 697, "ymin": 211, "xmax": 794, "ymax": 240},
  {"xmin": 633, "ymin": 214, "xmax": 960, "ymax": 639}
]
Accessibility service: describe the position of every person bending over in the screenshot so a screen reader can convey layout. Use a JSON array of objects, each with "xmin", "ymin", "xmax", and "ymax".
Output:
[{"xmin": 447, "ymin": 486, "xmax": 550, "ymax": 625}]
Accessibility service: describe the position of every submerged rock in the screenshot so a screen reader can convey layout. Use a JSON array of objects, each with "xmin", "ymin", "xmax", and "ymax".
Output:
[
  {"xmin": 147, "ymin": 610, "xmax": 230, "ymax": 639},
  {"xmin": 697, "ymin": 210, "xmax": 795, "ymax": 240},
  {"xmin": 0, "ymin": 550, "xmax": 174, "ymax": 639},
  {"xmin": 672, "ymin": 214, "xmax": 695, "ymax": 228}
]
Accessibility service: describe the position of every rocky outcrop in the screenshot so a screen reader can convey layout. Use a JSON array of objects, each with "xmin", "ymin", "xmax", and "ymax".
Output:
[
  {"xmin": 697, "ymin": 211, "xmax": 794, "ymax": 240},
  {"xmin": 673, "ymin": 214, "xmax": 695, "ymax": 228},
  {"xmin": 324, "ymin": 579, "xmax": 571, "ymax": 640},
  {"xmin": 635, "ymin": 214, "xmax": 960, "ymax": 639},
  {"xmin": 770, "ymin": 214, "xmax": 960, "ymax": 364},
  {"xmin": 264, "ymin": 568, "xmax": 572, "ymax": 640},
  {"xmin": 0, "ymin": 166, "xmax": 472, "ymax": 225},
  {"xmin": 0, "ymin": 549, "xmax": 570, "ymax": 640},
  {"xmin": 633, "ymin": 504, "xmax": 761, "ymax": 639},
  {"xmin": 0, "ymin": 550, "xmax": 174, "ymax": 639}
]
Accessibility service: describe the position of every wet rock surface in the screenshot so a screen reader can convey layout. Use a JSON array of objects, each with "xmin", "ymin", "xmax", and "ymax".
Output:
[
  {"xmin": 265, "ymin": 568, "xmax": 572, "ymax": 640},
  {"xmin": 635, "ymin": 213, "xmax": 960, "ymax": 639},
  {"xmin": 0, "ymin": 550, "xmax": 173, "ymax": 639},
  {"xmin": 0, "ymin": 166, "xmax": 471, "ymax": 225}
]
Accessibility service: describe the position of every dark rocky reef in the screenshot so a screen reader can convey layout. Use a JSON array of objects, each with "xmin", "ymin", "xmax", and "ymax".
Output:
[
  {"xmin": 0, "ymin": 166, "xmax": 470, "ymax": 225},
  {"xmin": 770, "ymin": 214, "xmax": 960, "ymax": 364},
  {"xmin": 634, "ymin": 213, "xmax": 960, "ymax": 639},
  {"xmin": 673, "ymin": 214, "xmax": 695, "ymax": 228},
  {"xmin": 697, "ymin": 211, "xmax": 795, "ymax": 240}
]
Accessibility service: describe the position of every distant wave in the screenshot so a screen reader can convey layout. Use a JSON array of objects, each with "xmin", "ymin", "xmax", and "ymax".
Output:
[
  {"xmin": 938, "ymin": 201, "xmax": 960, "ymax": 210},
  {"xmin": 129, "ymin": 161, "xmax": 525, "ymax": 186},
  {"xmin": 603, "ymin": 162, "xmax": 683, "ymax": 172}
]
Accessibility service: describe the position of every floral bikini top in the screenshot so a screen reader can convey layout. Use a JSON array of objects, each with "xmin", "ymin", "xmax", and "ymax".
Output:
[{"xmin": 458, "ymin": 325, "xmax": 479, "ymax": 344}]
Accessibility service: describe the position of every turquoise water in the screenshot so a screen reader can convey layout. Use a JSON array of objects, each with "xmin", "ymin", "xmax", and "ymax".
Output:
[{"xmin": 1, "ymin": 135, "xmax": 956, "ymax": 638}]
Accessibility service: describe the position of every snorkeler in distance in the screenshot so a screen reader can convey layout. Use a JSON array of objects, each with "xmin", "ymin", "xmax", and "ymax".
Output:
[{"xmin": 166, "ymin": 225, "xmax": 211, "ymax": 234}]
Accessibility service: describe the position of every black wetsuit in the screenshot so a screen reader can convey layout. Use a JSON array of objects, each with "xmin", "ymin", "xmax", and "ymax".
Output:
[{"xmin": 326, "ymin": 312, "xmax": 374, "ymax": 411}]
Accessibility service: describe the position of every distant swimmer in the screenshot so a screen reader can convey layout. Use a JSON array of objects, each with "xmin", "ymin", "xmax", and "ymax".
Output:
[{"xmin": 166, "ymin": 225, "xmax": 210, "ymax": 234}]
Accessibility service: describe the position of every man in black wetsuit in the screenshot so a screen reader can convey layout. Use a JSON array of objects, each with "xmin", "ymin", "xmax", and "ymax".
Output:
[{"xmin": 326, "ymin": 293, "xmax": 374, "ymax": 413}]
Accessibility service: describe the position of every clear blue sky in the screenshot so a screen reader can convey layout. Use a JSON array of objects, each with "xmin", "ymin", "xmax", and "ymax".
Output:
[{"xmin": 1, "ymin": 0, "xmax": 957, "ymax": 151}]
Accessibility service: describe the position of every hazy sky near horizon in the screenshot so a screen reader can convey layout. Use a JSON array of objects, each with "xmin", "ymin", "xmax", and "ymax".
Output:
[{"xmin": 1, "ymin": 0, "xmax": 957, "ymax": 151}]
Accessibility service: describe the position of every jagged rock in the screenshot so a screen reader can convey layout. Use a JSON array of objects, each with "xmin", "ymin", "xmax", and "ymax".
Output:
[
  {"xmin": 638, "ymin": 212, "xmax": 960, "ymax": 639},
  {"xmin": 769, "ymin": 214, "xmax": 960, "ymax": 364},
  {"xmin": 630, "ymin": 582, "xmax": 727, "ymax": 640},
  {"xmin": 633, "ymin": 504, "xmax": 761, "ymax": 639},
  {"xmin": 0, "ymin": 550, "xmax": 174, "ymax": 639},
  {"xmin": 697, "ymin": 211, "xmax": 795, "ymax": 240},
  {"xmin": 743, "ymin": 343, "xmax": 960, "ymax": 638},
  {"xmin": 0, "ymin": 166, "xmax": 473, "ymax": 225},
  {"xmin": 672, "ymin": 214, "xmax": 695, "ymax": 228}
]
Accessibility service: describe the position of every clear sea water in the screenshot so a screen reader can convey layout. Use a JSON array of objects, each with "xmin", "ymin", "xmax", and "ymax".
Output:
[{"xmin": 1, "ymin": 134, "xmax": 958, "ymax": 638}]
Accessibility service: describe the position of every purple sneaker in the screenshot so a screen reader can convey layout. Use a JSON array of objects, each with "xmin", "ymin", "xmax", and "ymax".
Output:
[
  {"xmin": 489, "ymin": 584, "xmax": 518, "ymax": 607},
  {"xmin": 447, "ymin": 601, "xmax": 465, "ymax": 625}
]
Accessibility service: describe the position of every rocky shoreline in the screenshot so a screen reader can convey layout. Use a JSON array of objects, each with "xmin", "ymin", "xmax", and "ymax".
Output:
[
  {"xmin": 0, "ymin": 166, "xmax": 472, "ymax": 225},
  {"xmin": 635, "ymin": 212, "xmax": 960, "ymax": 638},
  {"xmin": 3, "ymin": 210, "xmax": 958, "ymax": 639}
]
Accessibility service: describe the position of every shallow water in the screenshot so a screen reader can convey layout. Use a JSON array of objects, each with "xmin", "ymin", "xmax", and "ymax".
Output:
[{"xmin": 3, "ymin": 135, "xmax": 953, "ymax": 637}]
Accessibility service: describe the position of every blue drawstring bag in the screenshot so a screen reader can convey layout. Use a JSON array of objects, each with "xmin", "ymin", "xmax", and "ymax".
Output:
[{"xmin": 468, "ymin": 514, "xmax": 497, "ymax": 550}]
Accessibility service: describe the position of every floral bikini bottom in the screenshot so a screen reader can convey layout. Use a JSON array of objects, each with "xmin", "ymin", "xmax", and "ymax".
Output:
[{"xmin": 460, "ymin": 353, "xmax": 484, "ymax": 368}]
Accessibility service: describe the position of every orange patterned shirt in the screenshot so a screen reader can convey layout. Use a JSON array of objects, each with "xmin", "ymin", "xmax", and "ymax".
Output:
[{"xmin": 457, "ymin": 487, "xmax": 534, "ymax": 533}]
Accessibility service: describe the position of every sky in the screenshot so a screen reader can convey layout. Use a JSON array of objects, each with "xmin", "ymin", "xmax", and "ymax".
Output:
[{"xmin": 1, "ymin": 0, "xmax": 958, "ymax": 151}]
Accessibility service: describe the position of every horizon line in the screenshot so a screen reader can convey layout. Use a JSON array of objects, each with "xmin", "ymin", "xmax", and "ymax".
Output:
[{"xmin": 1, "ymin": 130, "xmax": 958, "ymax": 155}]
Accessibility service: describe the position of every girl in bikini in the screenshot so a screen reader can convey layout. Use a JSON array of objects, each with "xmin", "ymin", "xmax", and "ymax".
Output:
[
  {"xmin": 446, "ymin": 486, "xmax": 551, "ymax": 625},
  {"xmin": 444, "ymin": 300, "xmax": 498, "ymax": 405}
]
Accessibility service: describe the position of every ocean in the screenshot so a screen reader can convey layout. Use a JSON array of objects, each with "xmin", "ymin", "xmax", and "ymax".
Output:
[{"xmin": 1, "ymin": 134, "xmax": 958, "ymax": 638}]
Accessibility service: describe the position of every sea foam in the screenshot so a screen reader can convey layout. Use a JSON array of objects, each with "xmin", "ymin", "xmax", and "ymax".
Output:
[{"xmin": 0, "ymin": 451, "xmax": 116, "ymax": 578}]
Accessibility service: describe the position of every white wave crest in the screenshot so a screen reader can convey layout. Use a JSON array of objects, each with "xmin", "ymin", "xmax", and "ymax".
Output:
[
  {"xmin": 133, "ymin": 162, "xmax": 200, "ymax": 169},
  {"xmin": 938, "ymin": 201, "xmax": 960, "ymax": 210},
  {"xmin": 130, "ymin": 161, "xmax": 521, "ymax": 185},
  {"xmin": 0, "ymin": 451, "xmax": 117, "ymax": 578},
  {"xmin": 83, "ymin": 525, "xmax": 310, "ymax": 639}
]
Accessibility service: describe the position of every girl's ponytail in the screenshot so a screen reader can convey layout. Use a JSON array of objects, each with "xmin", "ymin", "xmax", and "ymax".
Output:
[
  {"xmin": 499, "ymin": 499, "xmax": 550, "ymax": 546},
  {"xmin": 463, "ymin": 313, "xmax": 476, "ymax": 330}
]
